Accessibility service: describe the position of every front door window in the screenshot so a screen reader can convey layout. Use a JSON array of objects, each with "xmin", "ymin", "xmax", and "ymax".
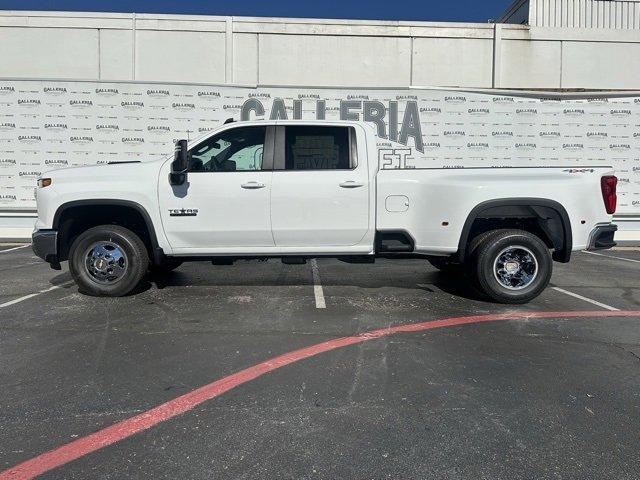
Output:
[{"xmin": 188, "ymin": 126, "xmax": 266, "ymax": 172}]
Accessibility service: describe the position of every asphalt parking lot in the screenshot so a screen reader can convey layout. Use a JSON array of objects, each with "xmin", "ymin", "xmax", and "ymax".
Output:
[{"xmin": 0, "ymin": 245, "xmax": 639, "ymax": 479}]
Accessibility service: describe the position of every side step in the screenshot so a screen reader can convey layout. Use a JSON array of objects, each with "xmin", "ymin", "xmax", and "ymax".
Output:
[{"xmin": 376, "ymin": 232, "xmax": 414, "ymax": 253}]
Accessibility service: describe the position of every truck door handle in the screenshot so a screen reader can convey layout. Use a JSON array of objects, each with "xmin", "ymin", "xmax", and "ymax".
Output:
[
  {"xmin": 339, "ymin": 181, "xmax": 364, "ymax": 189},
  {"xmin": 241, "ymin": 181, "xmax": 266, "ymax": 189}
]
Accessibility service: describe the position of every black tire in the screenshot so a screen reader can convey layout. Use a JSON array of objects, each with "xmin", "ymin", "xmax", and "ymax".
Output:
[
  {"xmin": 428, "ymin": 257, "xmax": 462, "ymax": 273},
  {"xmin": 68, "ymin": 225, "xmax": 149, "ymax": 297},
  {"xmin": 469, "ymin": 229, "xmax": 552, "ymax": 304},
  {"xmin": 150, "ymin": 259, "xmax": 183, "ymax": 274}
]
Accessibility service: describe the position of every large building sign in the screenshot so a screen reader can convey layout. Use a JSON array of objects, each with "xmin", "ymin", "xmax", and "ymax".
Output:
[{"xmin": 0, "ymin": 79, "xmax": 639, "ymax": 214}]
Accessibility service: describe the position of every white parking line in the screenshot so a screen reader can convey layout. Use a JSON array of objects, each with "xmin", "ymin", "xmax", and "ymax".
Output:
[
  {"xmin": 0, "ymin": 281, "xmax": 74, "ymax": 309},
  {"xmin": 0, "ymin": 245, "xmax": 29, "ymax": 254},
  {"xmin": 310, "ymin": 259, "xmax": 326, "ymax": 309},
  {"xmin": 551, "ymin": 287, "xmax": 620, "ymax": 311},
  {"xmin": 583, "ymin": 250, "xmax": 640, "ymax": 264}
]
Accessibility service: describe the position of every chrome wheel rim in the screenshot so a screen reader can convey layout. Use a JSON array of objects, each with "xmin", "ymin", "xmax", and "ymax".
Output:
[
  {"xmin": 83, "ymin": 241, "xmax": 128, "ymax": 284},
  {"xmin": 493, "ymin": 245, "xmax": 538, "ymax": 290}
]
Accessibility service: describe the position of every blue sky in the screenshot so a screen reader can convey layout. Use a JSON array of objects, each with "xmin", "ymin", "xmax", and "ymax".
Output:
[{"xmin": 0, "ymin": 0, "xmax": 515, "ymax": 22}]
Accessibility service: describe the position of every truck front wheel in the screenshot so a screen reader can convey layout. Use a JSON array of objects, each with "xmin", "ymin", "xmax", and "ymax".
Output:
[
  {"xmin": 469, "ymin": 229, "xmax": 552, "ymax": 304},
  {"xmin": 68, "ymin": 225, "xmax": 149, "ymax": 297}
]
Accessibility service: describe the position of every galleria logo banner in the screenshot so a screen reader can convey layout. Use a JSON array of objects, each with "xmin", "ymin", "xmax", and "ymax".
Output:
[
  {"xmin": 198, "ymin": 91, "xmax": 221, "ymax": 100},
  {"xmin": 96, "ymin": 124, "xmax": 120, "ymax": 132},
  {"xmin": 44, "ymin": 123, "xmax": 68, "ymax": 131},
  {"xmin": 122, "ymin": 101, "xmax": 144, "ymax": 109},
  {"xmin": 241, "ymin": 98, "xmax": 425, "ymax": 152},
  {"xmin": 515, "ymin": 143, "xmax": 537, "ymax": 151},
  {"xmin": 18, "ymin": 99, "xmax": 40, "ymax": 107},
  {"xmin": 70, "ymin": 99, "xmax": 93, "ymax": 108},
  {"xmin": 0, "ymin": 79, "xmax": 638, "ymax": 213},
  {"xmin": 44, "ymin": 159, "xmax": 69, "ymax": 166},
  {"xmin": 122, "ymin": 137, "xmax": 145, "ymax": 145},
  {"xmin": 70, "ymin": 136, "xmax": 94, "ymax": 144},
  {"xmin": 444, "ymin": 95, "xmax": 466, "ymax": 104},
  {"xmin": 96, "ymin": 88, "xmax": 119, "ymax": 96},
  {"xmin": 172, "ymin": 102, "xmax": 195, "ymax": 110},
  {"xmin": 147, "ymin": 89, "xmax": 170, "ymax": 97},
  {"xmin": 18, "ymin": 135, "xmax": 42, "ymax": 143},
  {"xmin": 44, "ymin": 87, "xmax": 67, "ymax": 95},
  {"xmin": 148, "ymin": 126, "xmax": 171, "ymax": 134}
]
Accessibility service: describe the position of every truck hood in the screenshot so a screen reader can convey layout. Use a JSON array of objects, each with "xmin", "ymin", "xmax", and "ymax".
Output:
[{"xmin": 44, "ymin": 159, "xmax": 166, "ymax": 185}]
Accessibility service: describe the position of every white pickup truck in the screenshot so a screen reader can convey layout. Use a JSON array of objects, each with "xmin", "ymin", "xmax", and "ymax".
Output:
[{"xmin": 32, "ymin": 120, "xmax": 618, "ymax": 303}]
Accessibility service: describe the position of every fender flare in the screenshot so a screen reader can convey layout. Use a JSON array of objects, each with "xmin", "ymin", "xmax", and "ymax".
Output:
[
  {"xmin": 52, "ymin": 199, "xmax": 163, "ymax": 262},
  {"xmin": 456, "ymin": 198, "xmax": 573, "ymax": 263}
]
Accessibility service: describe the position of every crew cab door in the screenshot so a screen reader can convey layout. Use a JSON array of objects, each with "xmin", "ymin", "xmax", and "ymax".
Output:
[
  {"xmin": 270, "ymin": 125, "xmax": 370, "ymax": 247},
  {"xmin": 158, "ymin": 125, "xmax": 274, "ymax": 251}
]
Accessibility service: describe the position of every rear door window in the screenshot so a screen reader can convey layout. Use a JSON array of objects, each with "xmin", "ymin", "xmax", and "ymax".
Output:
[{"xmin": 284, "ymin": 126, "xmax": 355, "ymax": 170}]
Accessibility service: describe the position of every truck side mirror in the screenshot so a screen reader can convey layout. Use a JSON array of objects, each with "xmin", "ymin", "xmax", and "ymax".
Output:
[{"xmin": 169, "ymin": 139, "xmax": 189, "ymax": 185}]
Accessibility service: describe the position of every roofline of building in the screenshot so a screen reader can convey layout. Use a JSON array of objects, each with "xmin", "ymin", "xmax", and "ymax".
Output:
[{"xmin": 0, "ymin": 9, "xmax": 504, "ymax": 29}]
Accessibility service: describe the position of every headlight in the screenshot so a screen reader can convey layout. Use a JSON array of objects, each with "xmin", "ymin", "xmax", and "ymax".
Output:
[{"xmin": 37, "ymin": 178, "xmax": 52, "ymax": 188}]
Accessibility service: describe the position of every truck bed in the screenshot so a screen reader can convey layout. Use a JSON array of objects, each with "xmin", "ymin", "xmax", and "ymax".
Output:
[{"xmin": 376, "ymin": 166, "xmax": 613, "ymax": 256}]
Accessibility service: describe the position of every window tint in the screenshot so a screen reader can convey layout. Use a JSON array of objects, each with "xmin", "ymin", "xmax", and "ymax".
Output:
[
  {"xmin": 285, "ymin": 126, "xmax": 353, "ymax": 170},
  {"xmin": 188, "ymin": 126, "xmax": 265, "ymax": 172}
]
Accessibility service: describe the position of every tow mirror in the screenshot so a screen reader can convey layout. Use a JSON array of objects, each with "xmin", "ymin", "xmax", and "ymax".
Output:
[{"xmin": 170, "ymin": 139, "xmax": 188, "ymax": 185}]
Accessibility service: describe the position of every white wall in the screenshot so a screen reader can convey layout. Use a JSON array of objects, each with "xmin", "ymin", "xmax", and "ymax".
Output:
[
  {"xmin": 562, "ymin": 41, "xmax": 640, "ymax": 88},
  {"xmin": 0, "ymin": 27, "xmax": 100, "ymax": 79},
  {"xmin": 258, "ymin": 34, "xmax": 412, "ymax": 87},
  {"xmin": 1, "ymin": 11, "xmax": 640, "ymax": 90}
]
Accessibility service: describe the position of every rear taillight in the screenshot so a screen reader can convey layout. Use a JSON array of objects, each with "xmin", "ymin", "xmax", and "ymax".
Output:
[{"xmin": 601, "ymin": 175, "xmax": 617, "ymax": 215}]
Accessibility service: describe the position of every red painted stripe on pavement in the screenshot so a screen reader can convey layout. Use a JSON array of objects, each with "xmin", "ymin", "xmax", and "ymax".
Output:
[{"xmin": 1, "ymin": 310, "xmax": 639, "ymax": 479}]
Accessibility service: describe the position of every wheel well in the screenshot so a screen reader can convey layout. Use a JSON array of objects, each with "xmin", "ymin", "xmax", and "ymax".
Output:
[
  {"xmin": 458, "ymin": 200, "xmax": 572, "ymax": 263},
  {"xmin": 54, "ymin": 202, "xmax": 156, "ymax": 262}
]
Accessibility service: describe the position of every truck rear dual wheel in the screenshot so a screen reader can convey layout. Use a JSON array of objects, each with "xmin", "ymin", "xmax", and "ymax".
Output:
[
  {"xmin": 468, "ymin": 229, "xmax": 552, "ymax": 304},
  {"xmin": 69, "ymin": 225, "xmax": 149, "ymax": 297}
]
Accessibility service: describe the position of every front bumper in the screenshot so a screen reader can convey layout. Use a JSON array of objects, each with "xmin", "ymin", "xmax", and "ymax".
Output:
[
  {"xmin": 587, "ymin": 224, "xmax": 617, "ymax": 251},
  {"xmin": 32, "ymin": 229, "xmax": 59, "ymax": 266}
]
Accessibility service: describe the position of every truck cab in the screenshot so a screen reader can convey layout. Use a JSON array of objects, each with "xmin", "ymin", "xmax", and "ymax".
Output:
[{"xmin": 159, "ymin": 120, "xmax": 376, "ymax": 255}]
